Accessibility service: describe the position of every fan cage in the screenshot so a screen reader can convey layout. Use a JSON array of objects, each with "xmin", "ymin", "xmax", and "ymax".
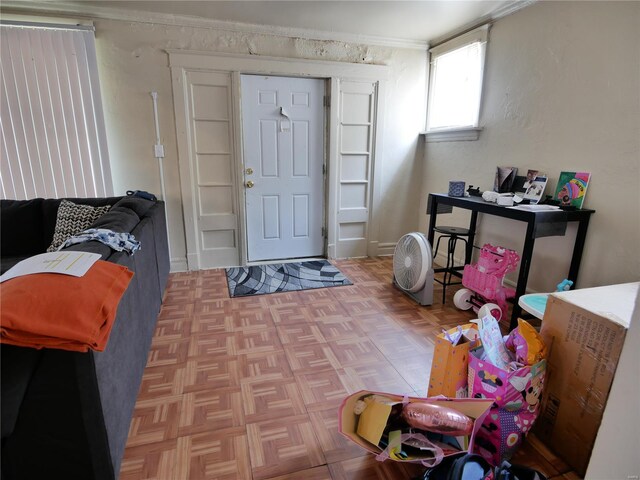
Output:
[{"xmin": 393, "ymin": 232, "xmax": 432, "ymax": 292}]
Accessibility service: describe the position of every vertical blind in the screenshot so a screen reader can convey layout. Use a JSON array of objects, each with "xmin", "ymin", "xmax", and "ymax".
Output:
[{"xmin": 0, "ymin": 23, "xmax": 112, "ymax": 200}]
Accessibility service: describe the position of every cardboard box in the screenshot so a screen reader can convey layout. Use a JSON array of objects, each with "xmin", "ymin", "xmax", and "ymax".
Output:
[
  {"xmin": 535, "ymin": 282, "xmax": 638, "ymax": 476},
  {"xmin": 338, "ymin": 390, "xmax": 493, "ymax": 464}
]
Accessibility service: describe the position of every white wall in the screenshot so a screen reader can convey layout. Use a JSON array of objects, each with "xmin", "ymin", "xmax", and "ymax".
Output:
[
  {"xmin": 420, "ymin": 1, "xmax": 640, "ymax": 292},
  {"xmin": 89, "ymin": 18, "xmax": 426, "ymax": 269}
]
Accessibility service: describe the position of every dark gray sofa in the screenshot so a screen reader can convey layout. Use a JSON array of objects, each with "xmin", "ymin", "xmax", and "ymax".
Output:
[{"xmin": 1, "ymin": 196, "xmax": 170, "ymax": 479}]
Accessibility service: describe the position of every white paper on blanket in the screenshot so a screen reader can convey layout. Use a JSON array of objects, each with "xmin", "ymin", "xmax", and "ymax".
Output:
[{"xmin": 0, "ymin": 251, "xmax": 101, "ymax": 283}]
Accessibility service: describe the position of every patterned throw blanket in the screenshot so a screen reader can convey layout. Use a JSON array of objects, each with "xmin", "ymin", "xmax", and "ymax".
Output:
[{"xmin": 58, "ymin": 228, "xmax": 141, "ymax": 254}]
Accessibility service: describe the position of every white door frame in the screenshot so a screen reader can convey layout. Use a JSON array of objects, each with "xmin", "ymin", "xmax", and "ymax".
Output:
[{"xmin": 168, "ymin": 50, "xmax": 388, "ymax": 268}]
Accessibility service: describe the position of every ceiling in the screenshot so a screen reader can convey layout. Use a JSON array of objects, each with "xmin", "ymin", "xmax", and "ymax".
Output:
[{"xmin": 4, "ymin": 1, "xmax": 533, "ymax": 47}]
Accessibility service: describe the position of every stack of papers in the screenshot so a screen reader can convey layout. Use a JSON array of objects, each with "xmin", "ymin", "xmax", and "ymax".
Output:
[{"xmin": 0, "ymin": 252, "xmax": 101, "ymax": 283}]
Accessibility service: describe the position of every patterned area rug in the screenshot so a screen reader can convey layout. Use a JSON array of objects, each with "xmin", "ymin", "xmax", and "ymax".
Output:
[{"xmin": 226, "ymin": 260, "xmax": 352, "ymax": 297}]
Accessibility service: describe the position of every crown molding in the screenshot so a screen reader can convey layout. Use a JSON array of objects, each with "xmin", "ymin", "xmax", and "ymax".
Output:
[
  {"xmin": 0, "ymin": 1, "xmax": 429, "ymax": 51},
  {"xmin": 429, "ymin": 0, "xmax": 537, "ymax": 47}
]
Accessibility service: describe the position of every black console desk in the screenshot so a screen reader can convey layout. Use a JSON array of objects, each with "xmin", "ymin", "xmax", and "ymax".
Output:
[{"xmin": 427, "ymin": 193, "xmax": 595, "ymax": 329}]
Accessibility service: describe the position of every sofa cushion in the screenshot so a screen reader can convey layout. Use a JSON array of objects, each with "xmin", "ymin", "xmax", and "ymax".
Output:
[
  {"xmin": 91, "ymin": 206, "xmax": 141, "ymax": 234},
  {"xmin": 47, "ymin": 200, "xmax": 111, "ymax": 252},
  {"xmin": 111, "ymin": 196, "xmax": 156, "ymax": 218},
  {"xmin": 0, "ymin": 199, "xmax": 45, "ymax": 256}
]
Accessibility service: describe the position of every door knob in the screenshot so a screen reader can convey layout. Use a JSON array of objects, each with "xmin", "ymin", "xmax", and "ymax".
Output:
[{"xmin": 246, "ymin": 180, "xmax": 255, "ymax": 188}]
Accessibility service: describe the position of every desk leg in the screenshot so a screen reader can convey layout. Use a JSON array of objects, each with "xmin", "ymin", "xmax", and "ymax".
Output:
[
  {"xmin": 427, "ymin": 195, "xmax": 437, "ymax": 247},
  {"xmin": 466, "ymin": 211, "xmax": 478, "ymax": 264},
  {"xmin": 568, "ymin": 216, "xmax": 591, "ymax": 287},
  {"xmin": 511, "ymin": 222, "xmax": 536, "ymax": 330}
]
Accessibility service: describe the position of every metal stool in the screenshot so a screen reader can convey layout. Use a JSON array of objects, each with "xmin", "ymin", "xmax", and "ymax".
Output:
[{"xmin": 432, "ymin": 226, "xmax": 471, "ymax": 304}]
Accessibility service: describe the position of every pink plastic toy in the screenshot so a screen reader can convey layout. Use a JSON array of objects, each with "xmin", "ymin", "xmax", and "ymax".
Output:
[{"xmin": 453, "ymin": 244, "xmax": 520, "ymax": 321}]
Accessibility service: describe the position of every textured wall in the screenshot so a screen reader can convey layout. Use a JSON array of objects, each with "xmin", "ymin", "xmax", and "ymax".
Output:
[
  {"xmin": 421, "ymin": 1, "xmax": 640, "ymax": 290},
  {"xmin": 91, "ymin": 19, "xmax": 427, "ymax": 268}
]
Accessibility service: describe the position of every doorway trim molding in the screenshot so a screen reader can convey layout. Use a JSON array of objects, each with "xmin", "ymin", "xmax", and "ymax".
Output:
[{"xmin": 167, "ymin": 50, "xmax": 388, "ymax": 268}]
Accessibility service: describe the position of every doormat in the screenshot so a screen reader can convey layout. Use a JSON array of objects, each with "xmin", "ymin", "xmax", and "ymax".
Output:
[{"xmin": 226, "ymin": 260, "xmax": 352, "ymax": 297}]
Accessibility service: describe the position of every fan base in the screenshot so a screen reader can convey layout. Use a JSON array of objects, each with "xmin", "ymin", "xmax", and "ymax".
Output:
[{"xmin": 392, "ymin": 269, "xmax": 434, "ymax": 306}]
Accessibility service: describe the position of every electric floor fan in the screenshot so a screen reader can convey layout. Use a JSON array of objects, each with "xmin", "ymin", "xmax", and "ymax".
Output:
[{"xmin": 392, "ymin": 232, "xmax": 434, "ymax": 306}]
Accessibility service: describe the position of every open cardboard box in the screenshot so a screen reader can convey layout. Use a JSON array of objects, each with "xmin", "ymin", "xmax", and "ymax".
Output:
[
  {"xmin": 535, "ymin": 282, "xmax": 638, "ymax": 476},
  {"xmin": 338, "ymin": 390, "xmax": 493, "ymax": 463}
]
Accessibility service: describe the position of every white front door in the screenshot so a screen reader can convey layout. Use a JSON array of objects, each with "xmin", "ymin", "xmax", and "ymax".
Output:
[{"xmin": 241, "ymin": 75, "xmax": 325, "ymax": 262}]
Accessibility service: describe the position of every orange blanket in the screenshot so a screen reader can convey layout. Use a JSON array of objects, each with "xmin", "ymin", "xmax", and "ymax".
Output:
[{"xmin": 1, "ymin": 260, "xmax": 133, "ymax": 352}]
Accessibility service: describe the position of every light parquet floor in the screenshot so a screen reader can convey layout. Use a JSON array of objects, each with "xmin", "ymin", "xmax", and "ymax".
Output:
[{"xmin": 121, "ymin": 257, "xmax": 575, "ymax": 480}]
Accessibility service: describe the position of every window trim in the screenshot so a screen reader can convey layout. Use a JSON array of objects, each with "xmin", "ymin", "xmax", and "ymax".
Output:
[{"xmin": 424, "ymin": 24, "xmax": 490, "ymax": 141}]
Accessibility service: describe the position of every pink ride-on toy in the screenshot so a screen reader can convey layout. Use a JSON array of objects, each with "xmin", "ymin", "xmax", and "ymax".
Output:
[{"xmin": 453, "ymin": 243, "xmax": 520, "ymax": 321}]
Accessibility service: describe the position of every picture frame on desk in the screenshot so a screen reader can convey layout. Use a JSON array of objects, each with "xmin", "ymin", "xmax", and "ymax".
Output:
[
  {"xmin": 554, "ymin": 171, "xmax": 591, "ymax": 209},
  {"xmin": 522, "ymin": 176, "xmax": 548, "ymax": 204}
]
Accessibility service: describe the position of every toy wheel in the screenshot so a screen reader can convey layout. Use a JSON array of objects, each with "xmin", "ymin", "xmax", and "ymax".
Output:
[
  {"xmin": 478, "ymin": 303, "xmax": 502, "ymax": 321},
  {"xmin": 453, "ymin": 289, "xmax": 473, "ymax": 310}
]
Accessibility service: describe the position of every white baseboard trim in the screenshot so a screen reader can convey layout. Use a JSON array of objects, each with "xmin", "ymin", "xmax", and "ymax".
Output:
[
  {"xmin": 170, "ymin": 258, "xmax": 189, "ymax": 272},
  {"xmin": 377, "ymin": 242, "xmax": 396, "ymax": 256}
]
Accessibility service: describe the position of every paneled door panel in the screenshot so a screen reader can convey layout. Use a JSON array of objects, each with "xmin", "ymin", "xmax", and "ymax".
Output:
[{"xmin": 241, "ymin": 75, "xmax": 325, "ymax": 262}]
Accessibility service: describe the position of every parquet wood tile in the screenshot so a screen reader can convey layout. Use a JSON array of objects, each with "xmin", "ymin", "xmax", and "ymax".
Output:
[
  {"xmin": 190, "ymin": 311, "xmax": 235, "ymax": 336},
  {"xmin": 269, "ymin": 304, "xmax": 315, "ymax": 325},
  {"xmin": 234, "ymin": 328, "xmax": 283, "ymax": 355},
  {"xmin": 188, "ymin": 332, "xmax": 237, "ymax": 358},
  {"xmin": 308, "ymin": 409, "xmax": 368, "ymax": 464},
  {"xmin": 293, "ymin": 369, "xmax": 351, "ymax": 412},
  {"xmin": 193, "ymin": 298, "xmax": 234, "ymax": 315},
  {"xmin": 238, "ymin": 350, "xmax": 294, "ymax": 381},
  {"xmin": 240, "ymin": 378, "xmax": 307, "ymax": 423},
  {"xmin": 122, "ymin": 256, "xmax": 574, "ymax": 479},
  {"xmin": 338, "ymin": 298, "xmax": 385, "ymax": 317},
  {"xmin": 177, "ymin": 388, "xmax": 244, "ymax": 436},
  {"xmin": 386, "ymin": 352, "xmax": 434, "ymax": 397},
  {"xmin": 367, "ymin": 330, "xmax": 431, "ymax": 361},
  {"xmin": 231, "ymin": 308, "xmax": 276, "ymax": 332},
  {"xmin": 153, "ymin": 316, "xmax": 193, "ymax": 341},
  {"xmin": 230, "ymin": 295, "xmax": 270, "ymax": 312},
  {"xmin": 305, "ymin": 301, "xmax": 350, "ymax": 320},
  {"xmin": 327, "ymin": 454, "xmax": 419, "ymax": 480},
  {"xmin": 175, "ymin": 427, "xmax": 252, "ymax": 480},
  {"xmin": 327, "ymin": 337, "xmax": 387, "ymax": 367},
  {"xmin": 237, "ymin": 350, "xmax": 293, "ymax": 381},
  {"xmin": 314, "ymin": 317, "xmax": 365, "ymax": 341},
  {"xmin": 146, "ymin": 338, "xmax": 190, "ymax": 368},
  {"xmin": 120, "ymin": 438, "xmax": 178, "ymax": 480},
  {"xmin": 262, "ymin": 291, "xmax": 303, "ymax": 307},
  {"xmin": 126, "ymin": 395, "xmax": 182, "ymax": 447},
  {"xmin": 264, "ymin": 465, "xmax": 333, "ymax": 480},
  {"xmin": 182, "ymin": 355, "xmax": 241, "ymax": 392},
  {"xmin": 137, "ymin": 364, "xmax": 186, "ymax": 399},
  {"xmin": 327, "ymin": 284, "xmax": 361, "ymax": 302},
  {"xmin": 339, "ymin": 364, "xmax": 416, "ymax": 397},
  {"xmin": 247, "ymin": 415, "xmax": 326, "ymax": 480},
  {"xmin": 284, "ymin": 344, "xmax": 342, "ymax": 372},
  {"xmin": 276, "ymin": 323, "xmax": 327, "ymax": 346},
  {"xmin": 295, "ymin": 288, "xmax": 336, "ymax": 305},
  {"xmin": 351, "ymin": 313, "xmax": 404, "ymax": 334}
]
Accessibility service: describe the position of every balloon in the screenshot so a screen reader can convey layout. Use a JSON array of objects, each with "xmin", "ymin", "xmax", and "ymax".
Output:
[{"xmin": 401, "ymin": 402, "xmax": 473, "ymax": 436}]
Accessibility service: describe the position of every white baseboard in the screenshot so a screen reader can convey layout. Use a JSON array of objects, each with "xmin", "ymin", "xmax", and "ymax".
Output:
[
  {"xmin": 170, "ymin": 257, "xmax": 188, "ymax": 272},
  {"xmin": 377, "ymin": 242, "xmax": 396, "ymax": 256}
]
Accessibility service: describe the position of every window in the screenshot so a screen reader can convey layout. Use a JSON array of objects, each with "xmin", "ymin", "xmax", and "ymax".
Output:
[
  {"xmin": 0, "ymin": 22, "xmax": 112, "ymax": 199},
  {"xmin": 425, "ymin": 25, "xmax": 489, "ymax": 141}
]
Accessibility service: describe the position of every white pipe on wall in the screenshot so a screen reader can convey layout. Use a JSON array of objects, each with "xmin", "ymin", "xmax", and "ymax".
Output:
[{"xmin": 150, "ymin": 91, "xmax": 171, "ymax": 255}]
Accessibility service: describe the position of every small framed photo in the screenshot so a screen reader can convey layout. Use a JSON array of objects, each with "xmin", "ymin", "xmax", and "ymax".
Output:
[{"xmin": 522, "ymin": 176, "xmax": 548, "ymax": 204}]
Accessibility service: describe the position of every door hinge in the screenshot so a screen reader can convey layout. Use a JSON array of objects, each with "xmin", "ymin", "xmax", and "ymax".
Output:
[
  {"xmin": 323, "ymin": 95, "xmax": 330, "ymax": 108},
  {"xmin": 322, "ymin": 164, "xmax": 326, "ymax": 175},
  {"xmin": 321, "ymin": 227, "xmax": 326, "ymax": 237}
]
